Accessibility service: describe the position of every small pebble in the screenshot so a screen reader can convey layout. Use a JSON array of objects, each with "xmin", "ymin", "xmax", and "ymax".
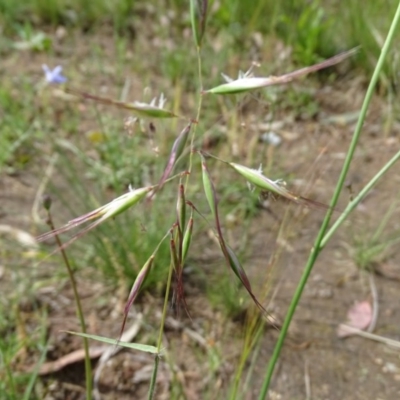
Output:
[
  {"xmin": 383, "ymin": 362, "xmax": 398, "ymax": 374},
  {"xmin": 260, "ymin": 132, "xmax": 282, "ymax": 146}
]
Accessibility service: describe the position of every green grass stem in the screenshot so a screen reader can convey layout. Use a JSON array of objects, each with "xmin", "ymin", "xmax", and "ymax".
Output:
[
  {"xmin": 46, "ymin": 209, "xmax": 93, "ymax": 400},
  {"xmin": 258, "ymin": 2, "xmax": 400, "ymax": 397},
  {"xmin": 22, "ymin": 318, "xmax": 48, "ymax": 400},
  {"xmin": 321, "ymin": 148, "xmax": 400, "ymax": 248},
  {"xmin": 186, "ymin": 45, "xmax": 204, "ymax": 190},
  {"xmin": 148, "ymin": 258, "xmax": 174, "ymax": 400}
]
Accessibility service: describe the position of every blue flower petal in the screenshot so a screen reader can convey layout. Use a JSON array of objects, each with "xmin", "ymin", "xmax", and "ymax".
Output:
[{"xmin": 42, "ymin": 64, "xmax": 67, "ymax": 84}]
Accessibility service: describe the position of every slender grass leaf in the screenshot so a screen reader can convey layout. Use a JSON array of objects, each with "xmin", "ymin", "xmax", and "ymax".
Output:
[{"xmin": 65, "ymin": 331, "xmax": 158, "ymax": 354}]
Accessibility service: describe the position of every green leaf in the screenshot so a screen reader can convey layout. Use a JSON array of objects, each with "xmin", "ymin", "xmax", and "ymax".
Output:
[{"xmin": 65, "ymin": 331, "xmax": 159, "ymax": 354}]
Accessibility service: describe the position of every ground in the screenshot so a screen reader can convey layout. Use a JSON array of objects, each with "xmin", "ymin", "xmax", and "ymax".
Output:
[{"xmin": 1, "ymin": 28, "xmax": 400, "ymax": 400}]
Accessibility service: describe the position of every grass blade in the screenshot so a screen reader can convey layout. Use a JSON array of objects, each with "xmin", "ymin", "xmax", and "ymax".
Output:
[{"xmin": 66, "ymin": 331, "xmax": 158, "ymax": 354}]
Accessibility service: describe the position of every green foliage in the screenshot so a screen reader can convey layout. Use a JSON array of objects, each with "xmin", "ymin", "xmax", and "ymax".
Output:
[
  {"xmin": 273, "ymin": 0, "xmax": 399, "ymax": 88},
  {"xmin": 12, "ymin": 24, "xmax": 52, "ymax": 52},
  {"xmin": 207, "ymin": 271, "xmax": 248, "ymax": 319},
  {"xmin": 0, "ymin": 292, "xmax": 47, "ymax": 399},
  {"xmin": 0, "ymin": 85, "xmax": 35, "ymax": 172},
  {"xmin": 211, "ymin": 0, "xmax": 275, "ymax": 40},
  {"xmin": 353, "ymin": 235, "xmax": 396, "ymax": 270},
  {"xmin": 1, "ymin": 0, "xmax": 399, "ymax": 86},
  {"xmin": 276, "ymin": 0, "xmax": 334, "ymax": 65},
  {"xmin": 340, "ymin": 0, "xmax": 400, "ymax": 90},
  {"xmin": 51, "ymin": 148, "xmax": 172, "ymax": 289},
  {"xmin": 352, "ymin": 195, "xmax": 400, "ymax": 270},
  {"xmin": 282, "ymin": 86, "xmax": 320, "ymax": 119},
  {"xmin": 0, "ymin": 0, "xmax": 136, "ymax": 33},
  {"xmin": 88, "ymin": 208, "xmax": 171, "ymax": 288}
]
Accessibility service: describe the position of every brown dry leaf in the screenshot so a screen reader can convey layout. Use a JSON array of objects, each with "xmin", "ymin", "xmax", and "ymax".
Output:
[{"xmin": 337, "ymin": 300, "xmax": 373, "ymax": 338}]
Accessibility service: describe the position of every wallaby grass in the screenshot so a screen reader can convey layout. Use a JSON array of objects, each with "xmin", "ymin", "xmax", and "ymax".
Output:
[{"xmin": 1, "ymin": 1, "xmax": 400, "ymax": 399}]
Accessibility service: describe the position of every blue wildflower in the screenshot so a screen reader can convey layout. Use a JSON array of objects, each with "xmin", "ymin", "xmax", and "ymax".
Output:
[{"xmin": 42, "ymin": 64, "xmax": 67, "ymax": 84}]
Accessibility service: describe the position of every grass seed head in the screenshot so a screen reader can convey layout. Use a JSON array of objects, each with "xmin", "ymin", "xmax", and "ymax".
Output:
[
  {"xmin": 37, "ymin": 186, "xmax": 154, "ymax": 245},
  {"xmin": 190, "ymin": 0, "xmax": 208, "ymax": 48},
  {"xmin": 229, "ymin": 163, "xmax": 292, "ymax": 199}
]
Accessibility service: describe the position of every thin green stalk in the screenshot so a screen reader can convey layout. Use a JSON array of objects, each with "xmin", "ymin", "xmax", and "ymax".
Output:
[
  {"xmin": 370, "ymin": 187, "xmax": 400, "ymax": 244},
  {"xmin": 46, "ymin": 209, "xmax": 92, "ymax": 399},
  {"xmin": 321, "ymin": 148, "xmax": 400, "ymax": 248},
  {"xmin": 147, "ymin": 260, "xmax": 174, "ymax": 400},
  {"xmin": 258, "ymin": 3, "xmax": 400, "ymax": 398},
  {"xmin": 2, "ymin": 351, "xmax": 16, "ymax": 395},
  {"xmin": 148, "ymin": 356, "xmax": 160, "ymax": 400},
  {"xmin": 23, "ymin": 313, "xmax": 48, "ymax": 400},
  {"xmin": 230, "ymin": 316, "xmax": 264, "ymax": 399},
  {"xmin": 186, "ymin": 46, "xmax": 204, "ymax": 188}
]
